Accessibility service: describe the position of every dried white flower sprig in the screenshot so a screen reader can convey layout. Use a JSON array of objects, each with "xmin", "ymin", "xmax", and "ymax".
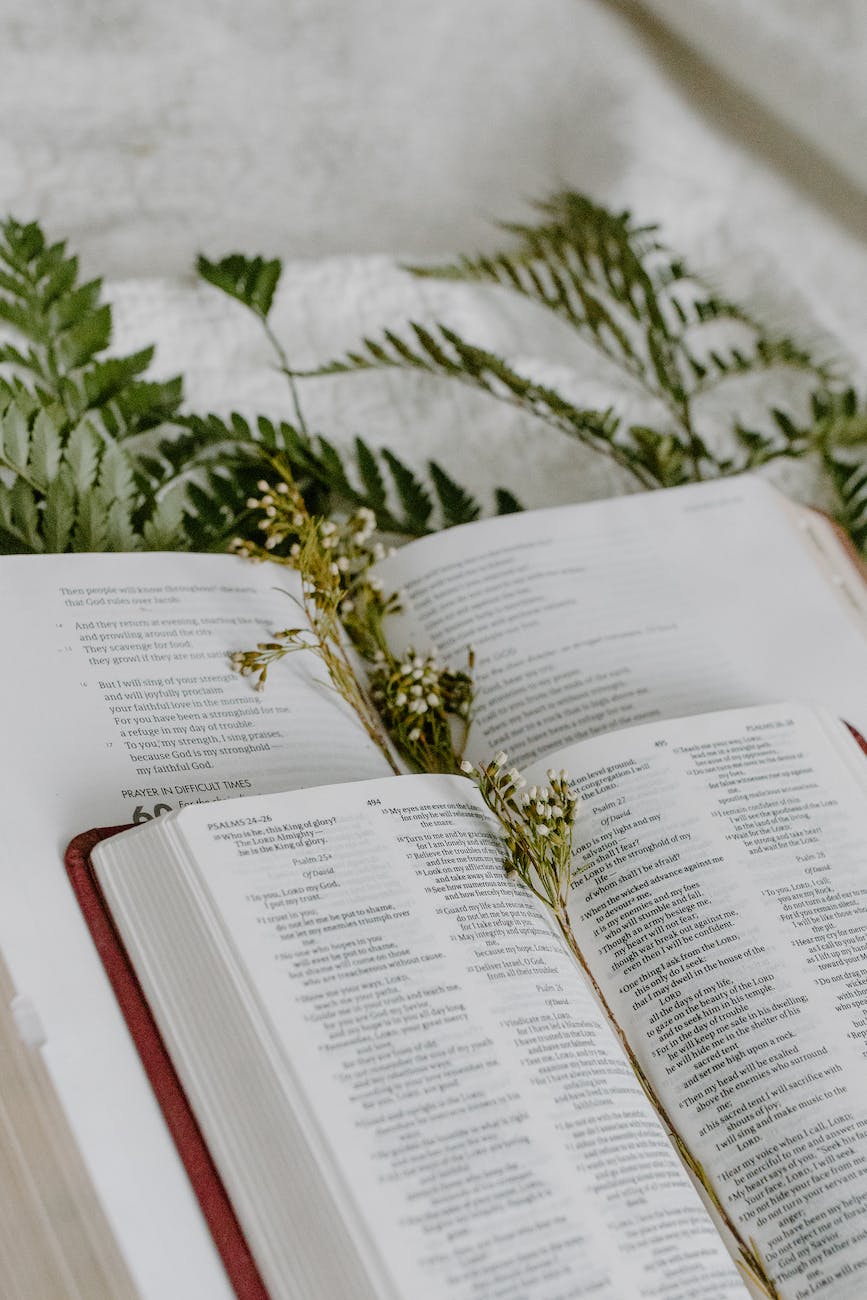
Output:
[
  {"xmin": 462, "ymin": 754, "xmax": 582, "ymax": 911},
  {"xmin": 230, "ymin": 483, "xmax": 401, "ymax": 657},
  {"xmin": 229, "ymin": 473, "xmax": 400, "ymax": 770},
  {"xmin": 371, "ymin": 648, "xmax": 474, "ymax": 774},
  {"xmin": 228, "ymin": 463, "xmax": 474, "ymax": 774},
  {"xmin": 461, "ymin": 752, "xmax": 780, "ymax": 1300}
]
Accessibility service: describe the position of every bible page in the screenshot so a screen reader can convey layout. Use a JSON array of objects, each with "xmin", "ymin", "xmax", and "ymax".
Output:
[
  {"xmin": 0, "ymin": 551, "xmax": 392, "ymax": 1300},
  {"xmin": 122, "ymin": 774, "xmax": 748, "ymax": 1300},
  {"xmin": 374, "ymin": 476, "xmax": 867, "ymax": 766},
  {"xmin": 532, "ymin": 703, "xmax": 867, "ymax": 1299}
]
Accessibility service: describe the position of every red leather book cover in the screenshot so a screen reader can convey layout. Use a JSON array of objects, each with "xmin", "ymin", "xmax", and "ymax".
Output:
[{"xmin": 64, "ymin": 826, "xmax": 269, "ymax": 1300}]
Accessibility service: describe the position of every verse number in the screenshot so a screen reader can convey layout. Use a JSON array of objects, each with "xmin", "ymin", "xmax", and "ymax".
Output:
[{"xmin": 133, "ymin": 803, "xmax": 173, "ymax": 823}]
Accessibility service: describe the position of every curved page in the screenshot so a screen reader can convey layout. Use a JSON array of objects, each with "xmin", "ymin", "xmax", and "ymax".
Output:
[
  {"xmin": 536, "ymin": 703, "xmax": 867, "ymax": 1299},
  {"xmin": 0, "ymin": 551, "xmax": 392, "ymax": 1299},
  {"xmin": 376, "ymin": 477, "xmax": 867, "ymax": 766}
]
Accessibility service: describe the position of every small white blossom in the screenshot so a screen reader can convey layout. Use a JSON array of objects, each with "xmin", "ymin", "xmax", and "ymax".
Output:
[{"xmin": 460, "ymin": 759, "xmax": 474, "ymax": 774}]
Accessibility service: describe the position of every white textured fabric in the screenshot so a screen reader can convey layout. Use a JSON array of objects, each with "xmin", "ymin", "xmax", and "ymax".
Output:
[
  {"xmin": 3, "ymin": 0, "xmax": 866, "ymax": 509},
  {"xmin": 635, "ymin": 0, "xmax": 867, "ymax": 200}
]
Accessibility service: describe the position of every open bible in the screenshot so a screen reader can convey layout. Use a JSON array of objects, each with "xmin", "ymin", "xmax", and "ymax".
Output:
[
  {"xmin": 2, "ymin": 474, "xmax": 867, "ymax": 1297},
  {"xmin": 87, "ymin": 701, "xmax": 867, "ymax": 1300}
]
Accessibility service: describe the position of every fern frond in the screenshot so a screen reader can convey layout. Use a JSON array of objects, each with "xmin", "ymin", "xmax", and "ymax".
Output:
[
  {"xmin": 399, "ymin": 190, "xmax": 829, "ymax": 481},
  {"xmin": 175, "ymin": 411, "xmax": 523, "ymax": 538},
  {"xmin": 0, "ymin": 381, "xmax": 180, "ymax": 553},
  {"xmin": 0, "ymin": 218, "xmax": 183, "ymax": 437},
  {"xmin": 314, "ymin": 320, "xmax": 659, "ymax": 486}
]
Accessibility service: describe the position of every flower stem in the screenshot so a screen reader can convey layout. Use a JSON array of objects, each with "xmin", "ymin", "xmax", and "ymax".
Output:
[{"xmin": 553, "ymin": 905, "xmax": 780, "ymax": 1299}]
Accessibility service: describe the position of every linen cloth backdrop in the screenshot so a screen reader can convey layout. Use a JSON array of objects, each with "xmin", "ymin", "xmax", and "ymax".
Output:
[{"xmin": 1, "ymin": 0, "xmax": 865, "ymax": 510}]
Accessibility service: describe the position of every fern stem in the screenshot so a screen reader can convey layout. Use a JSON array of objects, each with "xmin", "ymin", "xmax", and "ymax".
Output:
[
  {"xmin": 679, "ymin": 400, "xmax": 705, "ymax": 481},
  {"xmin": 0, "ymin": 452, "xmax": 43, "ymax": 494},
  {"xmin": 554, "ymin": 906, "xmax": 780, "ymax": 1298},
  {"xmin": 261, "ymin": 317, "xmax": 310, "ymax": 438}
]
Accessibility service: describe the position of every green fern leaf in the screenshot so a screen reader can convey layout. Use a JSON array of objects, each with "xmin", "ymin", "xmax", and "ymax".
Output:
[
  {"xmin": 42, "ymin": 466, "xmax": 76, "ymax": 552},
  {"xmin": 65, "ymin": 420, "xmax": 101, "ymax": 495},
  {"xmin": 354, "ymin": 436, "xmax": 388, "ymax": 509},
  {"xmin": 428, "ymin": 461, "xmax": 481, "ymax": 526},
  {"xmin": 9, "ymin": 477, "xmax": 41, "ymax": 550},
  {"xmin": 54, "ymin": 303, "xmax": 112, "ymax": 373},
  {"xmin": 141, "ymin": 491, "xmax": 187, "ymax": 550},
  {"xmin": 0, "ymin": 393, "xmax": 31, "ymax": 473},
  {"xmin": 28, "ymin": 406, "xmax": 63, "ymax": 486},
  {"xmin": 197, "ymin": 253, "xmax": 282, "ymax": 319},
  {"xmin": 312, "ymin": 435, "xmax": 356, "ymax": 496},
  {"xmin": 495, "ymin": 487, "xmax": 522, "ymax": 515},
  {"xmin": 382, "ymin": 449, "xmax": 433, "ymax": 527},
  {"xmin": 72, "ymin": 487, "xmax": 108, "ymax": 552},
  {"xmin": 78, "ymin": 348, "xmax": 154, "ymax": 408},
  {"xmin": 825, "ymin": 454, "xmax": 867, "ymax": 552},
  {"xmin": 104, "ymin": 499, "xmax": 140, "ymax": 551},
  {"xmin": 96, "ymin": 441, "xmax": 137, "ymax": 508},
  {"xmin": 50, "ymin": 279, "xmax": 103, "ymax": 337},
  {"xmin": 0, "ymin": 298, "xmax": 48, "ymax": 344}
]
